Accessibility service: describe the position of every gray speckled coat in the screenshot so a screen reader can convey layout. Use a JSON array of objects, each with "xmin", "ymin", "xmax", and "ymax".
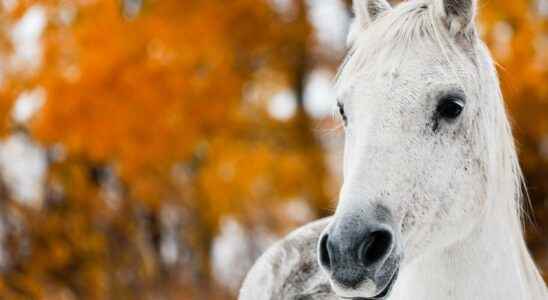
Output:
[{"xmin": 238, "ymin": 218, "xmax": 336, "ymax": 300}]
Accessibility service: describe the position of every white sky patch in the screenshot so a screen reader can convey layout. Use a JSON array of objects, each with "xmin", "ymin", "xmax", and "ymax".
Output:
[
  {"xmin": 211, "ymin": 217, "xmax": 278, "ymax": 294},
  {"xmin": 538, "ymin": 0, "xmax": 548, "ymax": 17},
  {"xmin": 58, "ymin": 3, "xmax": 77, "ymax": 26},
  {"xmin": 159, "ymin": 205, "xmax": 180, "ymax": 266},
  {"xmin": 0, "ymin": 132, "xmax": 47, "ymax": 208},
  {"xmin": 304, "ymin": 68, "xmax": 336, "ymax": 119},
  {"xmin": 268, "ymin": 0, "xmax": 297, "ymax": 19},
  {"xmin": 10, "ymin": 5, "xmax": 47, "ymax": 72},
  {"xmin": 306, "ymin": 0, "xmax": 351, "ymax": 54},
  {"xmin": 268, "ymin": 89, "xmax": 297, "ymax": 121},
  {"xmin": 123, "ymin": 0, "xmax": 143, "ymax": 19},
  {"xmin": 492, "ymin": 21, "xmax": 514, "ymax": 59},
  {"xmin": 211, "ymin": 217, "xmax": 253, "ymax": 294},
  {"xmin": 2, "ymin": 0, "xmax": 18, "ymax": 13},
  {"xmin": 283, "ymin": 199, "xmax": 315, "ymax": 224},
  {"xmin": 12, "ymin": 88, "xmax": 45, "ymax": 124}
]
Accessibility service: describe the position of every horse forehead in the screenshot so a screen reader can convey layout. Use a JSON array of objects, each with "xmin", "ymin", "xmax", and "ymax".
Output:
[
  {"xmin": 349, "ymin": 52, "xmax": 448, "ymax": 97},
  {"xmin": 349, "ymin": 63, "xmax": 447, "ymax": 113}
]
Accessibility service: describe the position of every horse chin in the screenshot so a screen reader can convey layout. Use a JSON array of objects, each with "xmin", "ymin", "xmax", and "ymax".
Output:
[
  {"xmin": 367, "ymin": 267, "xmax": 399, "ymax": 300},
  {"xmin": 336, "ymin": 267, "xmax": 399, "ymax": 300}
]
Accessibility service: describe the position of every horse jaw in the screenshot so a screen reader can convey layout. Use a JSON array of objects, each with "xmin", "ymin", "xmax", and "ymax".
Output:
[{"xmin": 392, "ymin": 204, "xmax": 547, "ymax": 300}]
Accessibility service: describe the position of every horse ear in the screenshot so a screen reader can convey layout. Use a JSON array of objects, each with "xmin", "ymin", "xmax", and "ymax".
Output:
[
  {"xmin": 354, "ymin": 0, "xmax": 392, "ymax": 29},
  {"xmin": 434, "ymin": 0, "xmax": 478, "ymax": 36}
]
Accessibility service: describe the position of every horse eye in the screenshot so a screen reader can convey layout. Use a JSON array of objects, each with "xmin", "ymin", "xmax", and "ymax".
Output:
[
  {"xmin": 337, "ymin": 102, "xmax": 347, "ymax": 125},
  {"xmin": 437, "ymin": 96, "xmax": 465, "ymax": 120}
]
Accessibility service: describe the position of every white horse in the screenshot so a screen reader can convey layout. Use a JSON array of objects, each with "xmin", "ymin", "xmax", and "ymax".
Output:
[{"xmin": 239, "ymin": 0, "xmax": 548, "ymax": 299}]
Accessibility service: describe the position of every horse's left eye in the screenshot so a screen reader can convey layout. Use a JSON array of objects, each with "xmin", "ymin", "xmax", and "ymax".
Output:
[
  {"xmin": 337, "ymin": 102, "xmax": 347, "ymax": 126},
  {"xmin": 437, "ymin": 96, "xmax": 465, "ymax": 120}
]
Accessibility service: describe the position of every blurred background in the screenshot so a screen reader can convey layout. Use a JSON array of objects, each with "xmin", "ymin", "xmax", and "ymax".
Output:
[{"xmin": 0, "ymin": 0, "xmax": 545, "ymax": 299}]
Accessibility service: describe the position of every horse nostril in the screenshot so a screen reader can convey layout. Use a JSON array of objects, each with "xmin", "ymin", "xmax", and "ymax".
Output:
[
  {"xmin": 360, "ymin": 229, "xmax": 393, "ymax": 267},
  {"xmin": 318, "ymin": 233, "xmax": 331, "ymax": 270}
]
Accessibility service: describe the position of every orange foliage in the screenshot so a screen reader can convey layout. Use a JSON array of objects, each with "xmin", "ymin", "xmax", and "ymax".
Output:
[{"xmin": 0, "ymin": 1, "xmax": 331, "ymax": 299}]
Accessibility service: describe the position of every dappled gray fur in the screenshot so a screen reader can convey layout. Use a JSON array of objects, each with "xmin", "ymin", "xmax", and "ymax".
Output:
[{"xmin": 239, "ymin": 218, "xmax": 336, "ymax": 300}]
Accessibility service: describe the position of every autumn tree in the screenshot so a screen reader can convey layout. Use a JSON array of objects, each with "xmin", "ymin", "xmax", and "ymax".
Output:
[{"xmin": 0, "ymin": 0, "xmax": 334, "ymax": 299}]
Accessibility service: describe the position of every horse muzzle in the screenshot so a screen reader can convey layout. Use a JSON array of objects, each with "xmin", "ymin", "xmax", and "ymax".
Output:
[{"xmin": 317, "ymin": 205, "xmax": 401, "ymax": 299}]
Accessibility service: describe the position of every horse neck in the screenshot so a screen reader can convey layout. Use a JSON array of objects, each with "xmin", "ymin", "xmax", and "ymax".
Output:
[{"xmin": 392, "ymin": 195, "xmax": 546, "ymax": 300}]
